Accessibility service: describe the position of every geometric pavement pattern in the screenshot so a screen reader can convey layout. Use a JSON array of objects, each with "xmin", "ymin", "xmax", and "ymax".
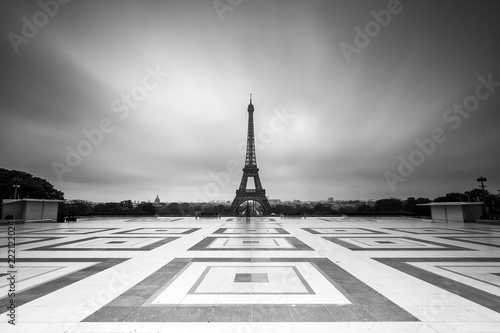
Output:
[{"xmin": 0, "ymin": 217, "xmax": 499, "ymax": 333}]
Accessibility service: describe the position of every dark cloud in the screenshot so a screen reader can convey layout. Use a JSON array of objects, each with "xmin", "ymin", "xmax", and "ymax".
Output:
[{"xmin": 1, "ymin": 0, "xmax": 499, "ymax": 202}]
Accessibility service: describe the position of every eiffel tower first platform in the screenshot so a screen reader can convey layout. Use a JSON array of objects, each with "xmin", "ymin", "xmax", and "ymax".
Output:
[{"xmin": 231, "ymin": 95, "xmax": 271, "ymax": 215}]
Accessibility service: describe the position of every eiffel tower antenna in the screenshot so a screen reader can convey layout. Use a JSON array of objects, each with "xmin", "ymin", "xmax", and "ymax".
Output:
[{"xmin": 231, "ymin": 95, "xmax": 271, "ymax": 215}]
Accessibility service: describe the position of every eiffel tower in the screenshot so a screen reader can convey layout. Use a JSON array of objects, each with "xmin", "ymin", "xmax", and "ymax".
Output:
[{"xmin": 231, "ymin": 95, "xmax": 271, "ymax": 215}]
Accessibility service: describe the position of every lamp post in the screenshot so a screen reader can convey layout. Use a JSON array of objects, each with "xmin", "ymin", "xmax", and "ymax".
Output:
[
  {"xmin": 477, "ymin": 177, "xmax": 487, "ymax": 202},
  {"xmin": 12, "ymin": 177, "xmax": 21, "ymax": 199}
]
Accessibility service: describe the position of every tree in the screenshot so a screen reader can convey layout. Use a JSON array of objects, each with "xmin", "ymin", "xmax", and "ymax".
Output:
[
  {"xmin": 294, "ymin": 204, "xmax": 306, "ymax": 215},
  {"xmin": 355, "ymin": 204, "xmax": 373, "ymax": 213},
  {"xmin": 62, "ymin": 200, "xmax": 94, "ymax": 216},
  {"xmin": 167, "ymin": 203, "xmax": 182, "ymax": 215},
  {"xmin": 415, "ymin": 197, "xmax": 431, "ymax": 216},
  {"xmin": 314, "ymin": 202, "xmax": 326, "ymax": 212},
  {"xmin": 179, "ymin": 202, "xmax": 193, "ymax": 215},
  {"xmin": 433, "ymin": 192, "xmax": 468, "ymax": 202},
  {"xmin": 464, "ymin": 188, "xmax": 498, "ymax": 208},
  {"xmin": 0, "ymin": 168, "xmax": 64, "ymax": 200},
  {"xmin": 134, "ymin": 202, "xmax": 157, "ymax": 215},
  {"xmin": 465, "ymin": 189, "xmax": 484, "ymax": 202},
  {"xmin": 374, "ymin": 198, "xmax": 402, "ymax": 213},
  {"xmin": 93, "ymin": 202, "xmax": 123, "ymax": 215},
  {"xmin": 120, "ymin": 200, "xmax": 134, "ymax": 213},
  {"xmin": 402, "ymin": 197, "xmax": 417, "ymax": 214},
  {"xmin": 203, "ymin": 204, "xmax": 216, "ymax": 215},
  {"xmin": 216, "ymin": 204, "xmax": 229, "ymax": 215},
  {"xmin": 270, "ymin": 204, "xmax": 296, "ymax": 215}
]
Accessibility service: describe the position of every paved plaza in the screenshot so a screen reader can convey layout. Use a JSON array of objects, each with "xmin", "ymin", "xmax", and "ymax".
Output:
[{"xmin": 1, "ymin": 216, "xmax": 500, "ymax": 332}]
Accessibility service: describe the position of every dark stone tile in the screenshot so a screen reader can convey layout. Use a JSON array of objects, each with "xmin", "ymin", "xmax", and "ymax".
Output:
[
  {"xmin": 464, "ymin": 291, "xmax": 500, "ymax": 309},
  {"xmin": 100, "ymin": 258, "xmax": 129, "ymax": 267},
  {"xmin": 338, "ymin": 282, "xmax": 372, "ymax": 295},
  {"xmin": 252, "ymin": 305, "xmax": 293, "ymax": 322},
  {"xmin": 314, "ymin": 266, "xmax": 353, "ymax": 284},
  {"xmin": 141, "ymin": 273, "xmax": 174, "ymax": 286},
  {"xmin": 107, "ymin": 295, "xmax": 148, "ymax": 307},
  {"xmin": 158, "ymin": 265, "xmax": 188, "ymax": 273},
  {"xmin": 126, "ymin": 306, "xmax": 175, "ymax": 322},
  {"xmin": 188, "ymin": 237, "xmax": 214, "ymax": 251},
  {"xmin": 124, "ymin": 284, "xmax": 163, "ymax": 296},
  {"xmin": 65, "ymin": 270, "xmax": 96, "ymax": 279},
  {"xmin": 349, "ymin": 292, "xmax": 392, "ymax": 306},
  {"xmin": 168, "ymin": 306, "xmax": 214, "ymax": 322},
  {"xmin": 289, "ymin": 305, "xmax": 333, "ymax": 322},
  {"xmin": 363, "ymin": 305, "xmax": 418, "ymax": 321},
  {"xmin": 326, "ymin": 305, "xmax": 377, "ymax": 322},
  {"xmin": 210, "ymin": 305, "xmax": 252, "ymax": 322},
  {"xmin": 288, "ymin": 237, "xmax": 314, "ymax": 251},
  {"xmin": 3, "ymin": 294, "xmax": 37, "ymax": 305},
  {"xmin": 19, "ymin": 287, "xmax": 57, "ymax": 296},
  {"xmin": 82, "ymin": 306, "xmax": 137, "ymax": 322},
  {"xmin": 250, "ymin": 258, "xmax": 269, "ymax": 262},
  {"xmin": 235, "ymin": 273, "xmax": 269, "ymax": 282},
  {"xmin": 269, "ymin": 258, "xmax": 299, "ymax": 262}
]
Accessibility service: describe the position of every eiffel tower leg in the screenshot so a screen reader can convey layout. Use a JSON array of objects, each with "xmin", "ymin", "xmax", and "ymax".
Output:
[{"xmin": 231, "ymin": 192, "xmax": 271, "ymax": 215}]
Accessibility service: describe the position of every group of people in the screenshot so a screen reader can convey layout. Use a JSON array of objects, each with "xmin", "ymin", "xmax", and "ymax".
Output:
[
  {"xmin": 65, "ymin": 214, "xmax": 77, "ymax": 223},
  {"xmin": 194, "ymin": 212, "xmax": 221, "ymax": 220},
  {"xmin": 280, "ymin": 213, "xmax": 307, "ymax": 219}
]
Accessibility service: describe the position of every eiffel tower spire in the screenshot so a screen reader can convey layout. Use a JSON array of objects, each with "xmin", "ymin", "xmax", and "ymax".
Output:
[
  {"xmin": 231, "ymin": 95, "xmax": 271, "ymax": 214},
  {"xmin": 245, "ymin": 94, "xmax": 256, "ymax": 167}
]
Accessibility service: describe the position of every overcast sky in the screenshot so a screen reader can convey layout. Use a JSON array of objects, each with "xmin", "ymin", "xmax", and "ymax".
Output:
[{"xmin": 1, "ymin": 0, "xmax": 499, "ymax": 203}]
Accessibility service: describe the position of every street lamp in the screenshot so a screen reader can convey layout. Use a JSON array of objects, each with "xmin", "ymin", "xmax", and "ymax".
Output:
[
  {"xmin": 12, "ymin": 176, "xmax": 21, "ymax": 199},
  {"xmin": 477, "ymin": 177, "xmax": 487, "ymax": 202}
]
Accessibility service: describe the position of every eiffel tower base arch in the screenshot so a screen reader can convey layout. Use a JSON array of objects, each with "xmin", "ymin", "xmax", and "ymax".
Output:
[{"xmin": 231, "ymin": 190, "xmax": 271, "ymax": 215}]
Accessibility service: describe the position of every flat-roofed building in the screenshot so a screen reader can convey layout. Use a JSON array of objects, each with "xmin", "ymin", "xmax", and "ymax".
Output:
[
  {"xmin": 1, "ymin": 198, "xmax": 64, "ymax": 222},
  {"xmin": 417, "ymin": 202, "xmax": 485, "ymax": 223}
]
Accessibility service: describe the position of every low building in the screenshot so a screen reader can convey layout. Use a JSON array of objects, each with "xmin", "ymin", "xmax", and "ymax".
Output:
[
  {"xmin": 1, "ymin": 199, "xmax": 64, "ymax": 222},
  {"xmin": 417, "ymin": 202, "xmax": 485, "ymax": 223}
]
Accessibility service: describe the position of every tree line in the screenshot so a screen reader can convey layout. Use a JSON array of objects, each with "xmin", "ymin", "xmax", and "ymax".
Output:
[
  {"xmin": 2, "ymin": 168, "xmax": 499, "ymax": 218},
  {"xmin": 60, "ymin": 190, "xmax": 500, "ymax": 218}
]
